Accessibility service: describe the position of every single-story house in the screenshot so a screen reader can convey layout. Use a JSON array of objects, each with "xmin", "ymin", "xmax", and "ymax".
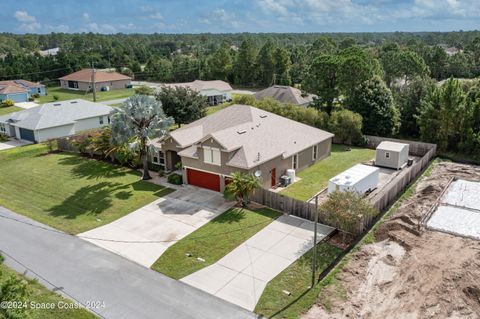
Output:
[
  {"xmin": 0, "ymin": 80, "xmax": 46, "ymax": 103},
  {"xmin": 164, "ymin": 80, "xmax": 233, "ymax": 105},
  {"xmin": 254, "ymin": 85, "xmax": 316, "ymax": 107},
  {"xmin": 0, "ymin": 99, "xmax": 113, "ymax": 143},
  {"xmin": 375, "ymin": 141, "xmax": 410, "ymax": 169},
  {"xmin": 59, "ymin": 69, "xmax": 132, "ymax": 91},
  {"xmin": 152, "ymin": 104, "xmax": 334, "ymax": 192}
]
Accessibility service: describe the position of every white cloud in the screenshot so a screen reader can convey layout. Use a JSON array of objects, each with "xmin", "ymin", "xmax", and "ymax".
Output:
[
  {"xmin": 85, "ymin": 23, "xmax": 117, "ymax": 33},
  {"xmin": 149, "ymin": 12, "xmax": 163, "ymax": 20},
  {"xmin": 82, "ymin": 13, "xmax": 90, "ymax": 22},
  {"xmin": 199, "ymin": 9, "xmax": 242, "ymax": 29},
  {"xmin": 14, "ymin": 11, "xmax": 41, "ymax": 32}
]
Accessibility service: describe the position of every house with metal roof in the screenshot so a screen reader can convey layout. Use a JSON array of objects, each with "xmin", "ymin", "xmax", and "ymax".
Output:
[
  {"xmin": 254, "ymin": 85, "xmax": 316, "ymax": 106},
  {"xmin": 163, "ymin": 80, "xmax": 233, "ymax": 106},
  {"xmin": 0, "ymin": 80, "xmax": 46, "ymax": 103},
  {"xmin": 0, "ymin": 99, "xmax": 113, "ymax": 142},
  {"xmin": 152, "ymin": 104, "xmax": 333, "ymax": 191},
  {"xmin": 59, "ymin": 69, "xmax": 132, "ymax": 91}
]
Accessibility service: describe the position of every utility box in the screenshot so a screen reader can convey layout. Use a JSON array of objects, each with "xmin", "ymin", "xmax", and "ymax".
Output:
[
  {"xmin": 328, "ymin": 164, "xmax": 380, "ymax": 195},
  {"xmin": 375, "ymin": 141, "xmax": 410, "ymax": 170}
]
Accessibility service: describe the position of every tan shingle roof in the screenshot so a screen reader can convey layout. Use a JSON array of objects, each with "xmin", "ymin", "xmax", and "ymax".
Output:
[
  {"xmin": 59, "ymin": 69, "xmax": 132, "ymax": 82},
  {"xmin": 162, "ymin": 104, "xmax": 333, "ymax": 169},
  {"xmin": 254, "ymin": 85, "xmax": 316, "ymax": 105},
  {"xmin": 164, "ymin": 80, "xmax": 232, "ymax": 92},
  {"xmin": 0, "ymin": 80, "xmax": 44, "ymax": 94}
]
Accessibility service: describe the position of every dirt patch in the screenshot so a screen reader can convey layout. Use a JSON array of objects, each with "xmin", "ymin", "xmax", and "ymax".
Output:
[{"xmin": 304, "ymin": 162, "xmax": 480, "ymax": 319}]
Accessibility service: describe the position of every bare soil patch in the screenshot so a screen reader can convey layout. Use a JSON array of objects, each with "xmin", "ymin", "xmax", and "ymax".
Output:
[{"xmin": 304, "ymin": 162, "xmax": 480, "ymax": 319}]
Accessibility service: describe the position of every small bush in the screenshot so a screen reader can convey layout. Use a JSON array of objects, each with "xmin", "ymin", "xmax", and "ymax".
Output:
[
  {"xmin": 28, "ymin": 96, "xmax": 35, "ymax": 101},
  {"xmin": 1, "ymin": 99, "xmax": 14, "ymax": 107},
  {"xmin": 134, "ymin": 85, "xmax": 155, "ymax": 95},
  {"xmin": 167, "ymin": 173, "xmax": 183, "ymax": 185},
  {"xmin": 33, "ymin": 93, "xmax": 40, "ymax": 98},
  {"xmin": 0, "ymin": 133, "xmax": 9, "ymax": 142},
  {"xmin": 53, "ymin": 95, "xmax": 59, "ymax": 101}
]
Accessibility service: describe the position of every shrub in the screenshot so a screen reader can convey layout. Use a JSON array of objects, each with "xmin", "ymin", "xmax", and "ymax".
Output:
[
  {"xmin": 321, "ymin": 191, "xmax": 377, "ymax": 236},
  {"xmin": 134, "ymin": 85, "xmax": 155, "ymax": 95},
  {"xmin": 0, "ymin": 272, "xmax": 29, "ymax": 319},
  {"xmin": 53, "ymin": 95, "xmax": 59, "ymax": 101},
  {"xmin": 1, "ymin": 99, "xmax": 14, "ymax": 107},
  {"xmin": 329, "ymin": 109, "xmax": 364, "ymax": 145},
  {"xmin": 0, "ymin": 133, "xmax": 8, "ymax": 142},
  {"xmin": 33, "ymin": 93, "xmax": 40, "ymax": 98},
  {"xmin": 167, "ymin": 173, "xmax": 183, "ymax": 185},
  {"xmin": 28, "ymin": 97, "xmax": 34, "ymax": 101}
]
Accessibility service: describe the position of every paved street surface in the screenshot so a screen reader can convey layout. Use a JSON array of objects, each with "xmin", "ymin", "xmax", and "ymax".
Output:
[
  {"xmin": 79, "ymin": 186, "xmax": 234, "ymax": 267},
  {"xmin": 182, "ymin": 215, "xmax": 334, "ymax": 310},
  {"xmin": 0, "ymin": 207, "xmax": 255, "ymax": 319}
]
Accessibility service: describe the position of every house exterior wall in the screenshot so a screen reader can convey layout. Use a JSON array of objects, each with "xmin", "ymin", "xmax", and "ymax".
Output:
[
  {"xmin": 36, "ymin": 124, "xmax": 75, "ymax": 142},
  {"xmin": 60, "ymin": 80, "xmax": 131, "ymax": 91},
  {"xmin": 74, "ymin": 115, "xmax": 110, "ymax": 132},
  {"xmin": 28, "ymin": 87, "xmax": 46, "ymax": 96},
  {"xmin": 376, "ymin": 149, "xmax": 400, "ymax": 169},
  {"xmin": 0, "ymin": 92, "xmax": 29, "ymax": 103}
]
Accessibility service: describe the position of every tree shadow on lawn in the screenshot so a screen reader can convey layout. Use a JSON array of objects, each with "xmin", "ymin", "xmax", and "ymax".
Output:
[
  {"xmin": 56, "ymin": 154, "xmax": 129, "ymax": 180},
  {"xmin": 47, "ymin": 181, "xmax": 132, "ymax": 220},
  {"xmin": 210, "ymin": 207, "xmax": 248, "ymax": 224}
]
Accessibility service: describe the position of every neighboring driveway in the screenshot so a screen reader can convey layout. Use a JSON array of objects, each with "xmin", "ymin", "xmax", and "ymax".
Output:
[
  {"xmin": 0, "ymin": 207, "xmax": 254, "ymax": 319},
  {"xmin": 0, "ymin": 139, "xmax": 32, "ymax": 151},
  {"xmin": 15, "ymin": 101, "xmax": 39, "ymax": 109},
  {"xmin": 79, "ymin": 186, "xmax": 234, "ymax": 267},
  {"xmin": 181, "ymin": 215, "xmax": 335, "ymax": 311}
]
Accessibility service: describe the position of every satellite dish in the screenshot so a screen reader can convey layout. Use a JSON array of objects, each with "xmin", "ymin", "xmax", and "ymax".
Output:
[{"xmin": 255, "ymin": 170, "xmax": 262, "ymax": 177}]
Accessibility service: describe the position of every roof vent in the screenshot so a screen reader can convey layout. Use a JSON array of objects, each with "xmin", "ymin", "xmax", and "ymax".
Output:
[
  {"xmin": 70, "ymin": 101, "xmax": 78, "ymax": 104},
  {"xmin": 53, "ymin": 103, "xmax": 61, "ymax": 106},
  {"xmin": 345, "ymin": 181, "xmax": 352, "ymax": 185},
  {"xmin": 259, "ymin": 115, "xmax": 267, "ymax": 118},
  {"xmin": 237, "ymin": 130, "xmax": 246, "ymax": 134},
  {"xmin": 345, "ymin": 175, "xmax": 351, "ymax": 179}
]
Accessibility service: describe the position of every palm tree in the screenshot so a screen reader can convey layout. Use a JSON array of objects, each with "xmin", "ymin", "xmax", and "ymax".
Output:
[
  {"xmin": 110, "ymin": 95, "xmax": 174, "ymax": 180},
  {"xmin": 226, "ymin": 172, "xmax": 261, "ymax": 207}
]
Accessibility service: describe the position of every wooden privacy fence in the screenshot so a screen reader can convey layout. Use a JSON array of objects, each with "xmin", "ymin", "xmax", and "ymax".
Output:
[{"xmin": 251, "ymin": 136, "xmax": 437, "ymax": 235}]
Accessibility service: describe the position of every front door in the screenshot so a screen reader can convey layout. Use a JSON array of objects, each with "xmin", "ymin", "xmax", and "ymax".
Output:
[{"xmin": 271, "ymin": 168, "xmax": 276, "ymax": 187}]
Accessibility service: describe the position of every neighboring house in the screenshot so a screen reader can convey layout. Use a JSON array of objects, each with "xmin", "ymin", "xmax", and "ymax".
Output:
[
  {"xmin": 254, "ymin": 85, "xmax": 316, "ymax": 107},
  {"xmin": 0, "ymin": 99, "xmax": 113, "ymax": 143},
  {"xmin": 38, "ymin": 47, "xmax": 60, "ymax": 57},
  {"xmin": 59, "ymin": 69, "xmax": 132, "ymax": 91},
  {"xmin": 0, "ymin": 80, "xmax": 46, "ymax": 103},
  {"xmin": 164, "ymin": 80, "xmax": 233, "ymax": 105},
  {"xmin": 152, "ymin": 104, "xmax": 333, "ymax": 192}
]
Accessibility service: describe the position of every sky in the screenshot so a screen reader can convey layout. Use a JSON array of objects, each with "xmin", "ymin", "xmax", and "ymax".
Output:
[{"xmin": 1, "ymin": 0, "xmax": 479, "ymax": 34}]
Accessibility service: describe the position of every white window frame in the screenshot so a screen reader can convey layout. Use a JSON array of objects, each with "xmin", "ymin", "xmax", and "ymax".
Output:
[
  {"xmin": 152, "ymin": 150, "xmax": 165, "ymax": 169},
  {"xmin": 385, "ymin": 152, "xmax": 390, "ymax": 159},
  {"xmin": 203, "ymin": 146, "xmax": 221, "ymax": 166},
  {"xmin": 312, "ymin": 145, "xmax": 318, "ymax": 160},
  {"xmin": 292, "ymin": 154, "xmax": 298, "ymax": 170}
]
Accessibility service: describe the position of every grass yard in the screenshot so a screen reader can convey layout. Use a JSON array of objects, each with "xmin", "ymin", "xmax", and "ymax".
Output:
[
  {"xmin": 0, "ymin": 262, "xmax": 96, "ymax": 319},
  {"xmin": 151, "ymin": 207, "xmax": 281, "ymax": 279},
  {"xmin": 37, "ymin": 87, "xmax": 135, "ymax": 103},
  {"xmin": 254, "ymin": 242, "xmax": 343, "ymax": 318},
  {"xmin": 0, "ymin": 105, "xmax": 23, "ymax": 116},
  {"xmin": 0, "ymin": 144, "xmax": 172, "ymax": 234},
  {"xmin": 280, "ymin": 144, "xmax": 375, "ymax": 201}
]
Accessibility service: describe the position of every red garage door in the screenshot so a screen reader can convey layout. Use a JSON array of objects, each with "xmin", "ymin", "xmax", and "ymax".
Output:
[{"xmin": 187, "ymin": 168, "xmax": 221, "ymax": 192}]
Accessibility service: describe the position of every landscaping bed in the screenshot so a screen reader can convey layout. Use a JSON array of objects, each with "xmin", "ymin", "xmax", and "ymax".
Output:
[
  {"xmin": 151, "ymin": 206, "xmax": 281, "ymax": 279},
  {"xmin": 280, "ymin": 144, "xmax": 375, "ymax": 201},
  {"xmin": 0, "ymin": 144, "xmax": 172, "ymax": 234}
]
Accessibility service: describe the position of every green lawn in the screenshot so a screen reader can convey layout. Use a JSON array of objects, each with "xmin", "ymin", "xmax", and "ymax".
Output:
[
  {"xmin": 0, "ymin": 105, "xmax": 23, "ymax": 116},
  {"xmin": 280, "ymin": 144, "xmax": 376, "ymax": 201},
  {"xmin": 151, "ymin": 207, "xmax": 281, "ymax": 279},
  {"xmin": 0, "ymin": 144, "xmax": 172, "ymax": 234},
  {"xmin": 37, "ymin": 87, "xmax": 135, "ymax": 103},
  {"xmin": 0, "ymin": 262, "xmax": 96, "ymax": 319},
  {"xmin": 254, "ymin": 242, "xmax": 343, "ymax": 318}
]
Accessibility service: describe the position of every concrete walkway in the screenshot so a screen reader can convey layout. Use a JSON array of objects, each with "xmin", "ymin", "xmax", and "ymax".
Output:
[
  {"xmin": 181, "ymin": 215, "xmax": 334, "ymax": 310},
  {"xmin": 0, "ymin": 139, "xmax": 32, "ymax": 151},
  {"xmin": 0, "ymin": 207, "xmax": 255, "ymax": 319},
  {"xmin": 79, "ymin": 186, "xmax": 234, "ymax": 267}
]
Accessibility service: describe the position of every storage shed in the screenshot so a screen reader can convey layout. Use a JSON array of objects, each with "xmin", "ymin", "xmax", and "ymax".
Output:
[
  {"xmin": 328, "ymin": 164, "xmax": 380, "ymax": 195},
  {"xmin": 375, "ymin": 141, "xmax": 409, "ymax": 170}
]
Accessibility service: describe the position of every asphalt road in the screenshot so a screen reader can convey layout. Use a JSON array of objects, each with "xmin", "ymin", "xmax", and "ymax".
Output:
[{"xmin": 0, "ymin": 207, "xmax": 256, "ymax": 319}]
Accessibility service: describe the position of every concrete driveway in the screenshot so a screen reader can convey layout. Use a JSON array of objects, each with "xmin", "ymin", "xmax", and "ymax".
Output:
[
  {"xmin": 79, "ymin": 186, "xmax": 234, "ymax": 267},
  {"xmin": 0, "ymin": 139, "xmax": 32, "ymax": 151},
  {"xmin": 15, "ymin": 101, "xmax": 38, "ymax": 109},
  {"xmin": 181, "ymin": 215, "xmax": 335, "ymax": 310}
]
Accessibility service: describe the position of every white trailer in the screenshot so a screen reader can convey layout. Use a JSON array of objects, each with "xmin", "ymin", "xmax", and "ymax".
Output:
[{"xmin": 328, "ymin": 164, "xmax": 380, "ymax": 195}]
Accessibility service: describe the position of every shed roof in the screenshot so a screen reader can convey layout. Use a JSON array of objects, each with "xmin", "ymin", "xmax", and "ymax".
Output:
[{"xmin": 377, "ymin": 141, "xmax": 409, "ymax": 152}]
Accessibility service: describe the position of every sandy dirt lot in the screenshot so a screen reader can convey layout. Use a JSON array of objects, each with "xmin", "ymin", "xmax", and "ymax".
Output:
[{"xmin": 304, "ymin": 161, "xmax": 480, "ymax": 319}]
